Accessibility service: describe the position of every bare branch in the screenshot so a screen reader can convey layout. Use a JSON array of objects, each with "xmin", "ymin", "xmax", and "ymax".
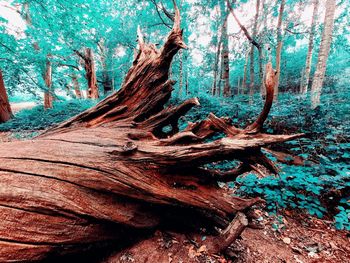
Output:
[
  {"xmin": 245, "ymin": 62, "xmax": 276, "ymax": 133},
  {"xmin": 226, "ymin": 0, "xmax": 261, "ymax": 50}
]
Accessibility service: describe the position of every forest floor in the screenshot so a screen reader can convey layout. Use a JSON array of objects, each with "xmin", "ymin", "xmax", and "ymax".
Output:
[
  {"xmin": 11, "ymin": 101, "xmax": 36, "ymax": 113},
  {"xmin": 105, "ymin": 204, "xmax": 350, "ymax": 263},
  {"xmin": 234, "ymin": 210, "xmax": 350, "ymax": 263}
]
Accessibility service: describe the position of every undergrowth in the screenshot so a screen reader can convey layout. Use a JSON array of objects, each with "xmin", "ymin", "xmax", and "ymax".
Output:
[
  {"xmin": 0, "ymin": 99, "xmax": 96, "ymax": 132},
  {"xmin": 175, "ymin": 86, "xmax": 350, "ymax": 230}
]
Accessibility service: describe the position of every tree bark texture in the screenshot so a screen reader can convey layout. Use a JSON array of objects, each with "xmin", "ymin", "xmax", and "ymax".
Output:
[
  {"xmin": 274, "ymin": 0, "xmax": 285, "ymax": 99},
  {"xmin": 72, "ymin": 74, "xmax": 82, "ymax": 99},
  {"xmin": 249, "ymin": 0, "xmax": 261, "ymax": 97},
  {"xmin": 85, "ymin": 48, "xmax": 100, "ymax": 99},
  {"xmin": 211, "ymin": 8, "xmax": 223, "ymax": 96},
  {"xmin": 300, "ymin": 0, "xmax": 319, "ymax": 94},
  {"xmin": 220, "ymin": 1, "xmax": 231, "ymax": 97},
  {"xmin": 242, "ymin": 50, "xmax": 249, "ymax": 93},
  {"xmin": 43, "ymin": 58, "xmax": 53, "ymax": 109},
  {"xmin": 0, "ymin": 5, "xmax": 303, "ymax": 262},
  {"xmin": 311, "ymin": 0, "xmax": 336, "ymax": 108},
  {"xmin": 0, "ymin": 70, "xmax": 12, "ymax": 123}
]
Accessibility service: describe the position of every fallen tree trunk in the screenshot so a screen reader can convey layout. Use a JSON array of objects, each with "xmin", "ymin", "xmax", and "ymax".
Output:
[{"xmin": 0, "ymin": 4, "xmax": 303, "ymax": 262}]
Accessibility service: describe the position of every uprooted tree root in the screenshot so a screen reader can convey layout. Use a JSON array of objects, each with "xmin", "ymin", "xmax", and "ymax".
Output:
[{"xmin": 0, "ymin": 3, "xmax": 304, "ymax": 262}]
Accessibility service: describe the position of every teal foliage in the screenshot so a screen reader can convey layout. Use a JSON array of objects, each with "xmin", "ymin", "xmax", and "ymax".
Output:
[
  {"xmin": 0, "ymin": 0, "xmax": 348, "ymax": 232},
  {"xmin": 335, "ymin": 199, "xmax": 350, "ymax": 230},
  {"xmin": 0, "ymin": 100, "xmax": 95, "ymax": 131},
  {"xmin": 177, "ymin": 86, "xmax": 350, "ymax": 230}
]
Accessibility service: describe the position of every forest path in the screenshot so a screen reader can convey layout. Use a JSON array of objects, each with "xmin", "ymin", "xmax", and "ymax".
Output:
[
  {"xmin": 0, "ymin": 102, "xmax": 37, "ymax": 142},
  {"xmin": 11, "ymin": 101, "xmax": 36, "ymax": 113}
]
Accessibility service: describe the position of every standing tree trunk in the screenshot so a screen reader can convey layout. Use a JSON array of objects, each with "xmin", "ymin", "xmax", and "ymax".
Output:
[
  {"xmin": 226, "ymin": 0, "xmax": 262, "ymax": 96},
  {"xmin": 274, "ymin": 0, "xmax": 285, "ymax": 100},
  {"xmin": 0, "ymin": 5, "xmax": 304, "ymax": 262},
  {"xmin": 85, "ymin": 48, "xmax": 99, "ymax": 99},
  {"xmin": 43, "ymin": 58, "xmax": 53, "ymax": 109},
  {"xmin": 311, "ymin": 0, "xmax": 336, "ymax": 108},
  {"xmin": 212, "ymin": 16, "xmax": 223, "ymax": 96},
  {"xmin": 23, "ymin": 2, "xmax": 52, "ymax": 108},
  {"xmin": 72, "ymin": 74, "xmax": 82, "ymax": 99},
  {"xmin": 258, "ymin": 47, "xmax": 265, "ymax": 96},
  {"xmin": 249, "ymin": 0, "xmax": 261, "ymax": 97},
  {"xmin": 300, "ymin": 0, "xmax": 319, "ymax": 94},
  {"xmin": 220, "ymin": 2, "xmax": 230, "ymax": 97},
  {"xmin": 259, "ymin": 0, "xmax": 267, "ymax": 96},
  {"xmin": 185, "ymin": 66, "xmax": 189, "ymax": 95},
  {"xmin": 0, "ymin": 70, "xmax": 12, "ymax": 123},
  {"xmin": 212, "ymin": 35, "xmax": 220, "ymax": 96},
  {"xmin": 179, "ymin": 49, "xmax": 183, "ymax": 96},
  {"xmin": 242, "ymin": 50, "xmax": 249, "ymax": 94},
  {"xmin": 99, "ymin": 41, "xmax": 114, "ymax": 95},
  {"xmin": 237, "ymin": 77, "xmax": 241, "ymax": 95}
]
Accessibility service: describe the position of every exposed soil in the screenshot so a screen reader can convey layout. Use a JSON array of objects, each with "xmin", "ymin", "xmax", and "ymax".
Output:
[
  {"xmin": 236, "ymin": 211, "xmax": 350, "ymax": 263},
  {"xmin": 104, "ymin": 210, "xmax": 350, "ymax": 263}
]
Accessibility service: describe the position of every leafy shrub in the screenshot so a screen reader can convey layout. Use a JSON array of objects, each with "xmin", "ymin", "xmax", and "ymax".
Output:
[{"xmin": 173, "ymin": 86, "xmax": 350, "ymax": 230}]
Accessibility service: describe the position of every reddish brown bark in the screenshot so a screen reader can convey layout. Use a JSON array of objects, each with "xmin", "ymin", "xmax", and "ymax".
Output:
[
  {"xmin": 75, "ymin": 48, "xmax": 100, "ymax": 99},
  {"xmin": 43, "ymin": 58, "xmax": 53, "ymax": 109},
  {"xmin": 85, "ymin": 48, "xmax": 99, "ymax": 99},
  {"xmin": 72, "ymin": 74, "xmax": 82, "ymax": 98},
  {"xmin": 0, "ymin": 5, "xmax": 303, "ymax": 262},
  {"xmin": 0, "ymin": 70, "xmax": 12, "ymax": 123}
]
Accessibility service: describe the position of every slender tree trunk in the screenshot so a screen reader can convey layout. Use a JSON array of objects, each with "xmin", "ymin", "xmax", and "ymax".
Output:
[
  {"xmin": 220, "ymin": 2, "xmax": 230, "ymax": 97},
  {"xmin": 249, "ymin": 0, "xmax": 261, "ymax": 98},
  {"xmin": 212, "ymin": 27, "xmax": 222, "ymax": 96},
  {"xmin": 237, "ymin": 77, "xmax": 241, "ymax": 95},
  {"xmin": 24, "ymin": 2, "xmax": 51, "ymax": 107},
  {"xmin": 179, "ymin": 50, "xmax": 183, "ymax": 96},
  {"xmin": 72, "ymin": 75, "xmax": 82, "ymax": 99},
  {"xmin": 84, "ymin": 48, "xmax": 99, "ymax": 99},
  {"xmin": 258, "ymin": 47, "xmax": 265, "ymax": 96},
  {"xmin": 300, "ymin": 0, "xmax": 319, "ymax": 94},
  {"xmin": 99, "ymin": 42, "xmax": 114, "ymax": 95},
  {"xmin": 221, "ymin": 20, "xmax": 230, "ymax": 97},
  {"xmin": 185, "ymin": 67, "xmax": 189, "ymax": 95},
  {"xmin": 274, "ymin": 0, "xmax": 285, "ymax": 99},
  {"xmin": 274, "ymin": 0, "xmax": 285, "ymax": 100},
  {"xmin": 43, "ymin": 58, "xmax": 53, "ymax": 109},
  {"xmin": 310, "ymin": 0, "xmax": 336, "ymax": 108},
  {"xmin": 260, "ymin": 0, "xmax": 267, "ymax": 96},
  {"xmin": 0, "ymin": 70, "xmax": 12, "ymax": 123},
  {"xmin": 242, "ymin": 50, "xmax": 249, "ymax": 94}
]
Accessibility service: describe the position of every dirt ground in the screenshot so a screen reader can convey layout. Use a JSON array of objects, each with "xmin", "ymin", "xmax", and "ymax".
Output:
[
  {"xmin": 103, "ymin": 209, "xmax": 350, "ymax": 263},
  {"xmin": 236, "ymin": 211, "xmax": 350, "ymax": 263}
]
